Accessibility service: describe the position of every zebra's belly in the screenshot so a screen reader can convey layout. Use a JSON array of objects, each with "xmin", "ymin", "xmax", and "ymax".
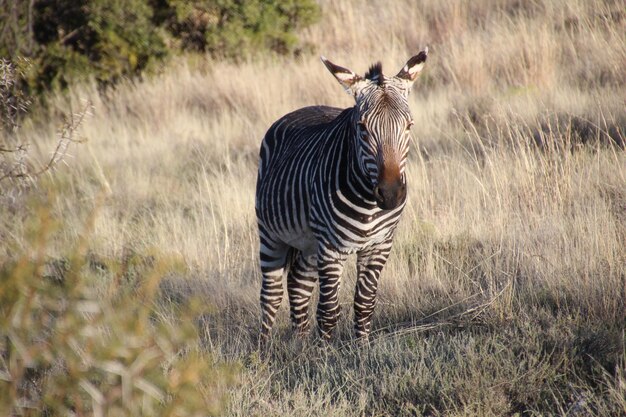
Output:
[{"xmin": 279, "ymin": 228, "xmax": 318, "ymax": 257}]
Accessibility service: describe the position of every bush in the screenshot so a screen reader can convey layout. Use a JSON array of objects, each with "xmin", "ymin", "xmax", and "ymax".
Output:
[
  {"xmin": 0, "ymin": 0, "xmax": 320, "ymax": 97},
  {"xmin": 0, "ymin": 1, "xmax": 37, "ymax": 59},
  {"xmin": 30, "ymin": 0, "xmax": 167, "ymax": 92},
  {"xmin": 156, "ymin": 0, "xmax": 320, "ymax": 58}
]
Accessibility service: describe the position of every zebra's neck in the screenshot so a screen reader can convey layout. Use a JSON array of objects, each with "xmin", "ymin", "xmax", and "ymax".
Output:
[{"xmin": 340, "ymin": 107, "xmax": 378, "ymax": 206}]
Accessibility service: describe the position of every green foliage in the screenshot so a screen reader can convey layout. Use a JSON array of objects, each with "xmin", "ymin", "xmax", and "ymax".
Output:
[
  {"xmin": 159, "ymin": 0, "xmax": 320, "ymax": 58},
  {"xmin": 0, "ymin": 1, "xmax": 37, "ymax": 58},
  {"xmin": 29, "ymin": 0, "xmax": 167, "ymax": 92},
  {"xmin": 0, "ymin": 0, "xmax": 320, "ymax": 97},
  {"xmin": 0, "ymin": 206, "xmax": 237, "ymax": 416}
]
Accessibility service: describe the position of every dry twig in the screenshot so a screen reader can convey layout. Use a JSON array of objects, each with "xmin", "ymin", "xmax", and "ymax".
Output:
[{"xmin": 0, "ymin": 59, "xmax": 91, "ymax": 197}]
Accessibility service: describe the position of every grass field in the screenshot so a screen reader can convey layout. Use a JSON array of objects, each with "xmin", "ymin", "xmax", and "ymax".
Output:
[{"xmin": 2, "ymin": 0, "xmax": 625, "ymax": 415}]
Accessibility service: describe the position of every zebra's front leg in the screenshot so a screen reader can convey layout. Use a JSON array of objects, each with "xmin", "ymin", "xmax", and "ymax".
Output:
[
  {"xmin": 287, "ymin": 252, "xmax": 317, "ymax": 336},
  {"xmin": 354, "ymin": 244, "xmax": 392, "ymax": 339},
  {"xmin": 315, "ymin": 245, "xmax": 347, "ymax": 340},
  {"xmin": 259, "ymin": 235, "xmax": 289, "ymax": 344}
]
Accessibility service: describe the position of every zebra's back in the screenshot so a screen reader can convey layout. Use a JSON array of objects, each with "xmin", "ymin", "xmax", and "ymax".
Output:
[
  {"xmin": 258, "ymin": 105, "xmax": 343, "ymax": 170},
  {"xmin": 256, "ymin": 105, "xmax": 349, "ymax": 255}
]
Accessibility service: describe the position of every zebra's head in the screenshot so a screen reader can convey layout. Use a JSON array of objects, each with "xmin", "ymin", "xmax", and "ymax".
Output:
[{"xmin": 321, "ymin": 49, "xmax": 428, "ymax": 210}]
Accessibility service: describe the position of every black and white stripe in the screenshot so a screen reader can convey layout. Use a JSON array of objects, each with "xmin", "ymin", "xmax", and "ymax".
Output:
[{"xmin": 256, "ymin": 50, "xmax": 428, "ymax": 341}]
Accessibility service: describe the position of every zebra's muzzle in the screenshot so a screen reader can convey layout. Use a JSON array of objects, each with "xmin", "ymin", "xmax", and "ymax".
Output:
[{"xmin": 373, "ymin": 179, "xmax": 406, "ymax": 210}]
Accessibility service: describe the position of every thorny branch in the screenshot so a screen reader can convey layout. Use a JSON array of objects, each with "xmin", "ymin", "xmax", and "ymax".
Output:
[{"xmin": 0, "ymin": 58, "xmax": 91, "ymax": 197}]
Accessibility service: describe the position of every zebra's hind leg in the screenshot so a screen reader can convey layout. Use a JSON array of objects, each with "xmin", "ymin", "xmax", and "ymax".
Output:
[
  {"xmin": 287, "ymin": 252, "xmax": 317, "ymax": 336},
  {"xmin": 259, "ymin": 234, "xmax": 289, "ymax": 345},
  {"xmin": 315, "ymin": 245, "xmax": 348, "ymax": 341},
  {"xmin": 354, "ymin": 244, "xmax": 392, "ymax": 340}
]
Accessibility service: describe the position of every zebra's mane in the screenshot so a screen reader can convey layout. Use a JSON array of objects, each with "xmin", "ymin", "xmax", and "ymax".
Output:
[{"xmin": 364, "ymin": 62, "xmax": 384, "ymax": 86}]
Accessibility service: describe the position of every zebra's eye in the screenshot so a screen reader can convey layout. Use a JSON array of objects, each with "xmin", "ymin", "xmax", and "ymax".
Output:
[{"xmin": 406, "ymin": 120, "xmax": 414, "ymax": 131}]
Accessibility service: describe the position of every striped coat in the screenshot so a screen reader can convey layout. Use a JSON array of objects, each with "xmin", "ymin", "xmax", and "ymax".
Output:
[{"xmin": 256, "ymin": 49, "xmax": 428, "ymax": 341}]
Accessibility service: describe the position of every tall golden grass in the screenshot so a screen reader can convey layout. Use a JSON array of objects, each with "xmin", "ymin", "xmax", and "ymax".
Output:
[{"xmin": 3, "ymin": 0, "xmax": 625, "ymax": 415}]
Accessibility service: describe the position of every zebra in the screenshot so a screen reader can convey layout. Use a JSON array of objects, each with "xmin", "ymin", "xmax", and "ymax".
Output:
[{"xmin": 256, "ymin": 49, "xmax": 428, "ymax": 342}]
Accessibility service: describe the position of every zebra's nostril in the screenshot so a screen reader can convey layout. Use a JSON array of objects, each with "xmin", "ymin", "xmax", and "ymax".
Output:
[{"xmin": 373, "ymin": 186, "xmax": 384, "ymax": 204}]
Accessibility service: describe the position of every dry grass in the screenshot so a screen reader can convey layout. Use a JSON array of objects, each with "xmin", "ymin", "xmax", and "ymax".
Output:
[{"xmin": 2, "ymin": 0, "xmax": 625, "ymax": 415}]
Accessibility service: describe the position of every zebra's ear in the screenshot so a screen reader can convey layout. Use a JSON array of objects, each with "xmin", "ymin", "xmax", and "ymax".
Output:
[
  {"xmin": 396, "ymin": 47, "xmax": 428, "ymax": 85},
  {"xmin": 321, "ymin": 56, "xmax": 365, "ymax": 95}
]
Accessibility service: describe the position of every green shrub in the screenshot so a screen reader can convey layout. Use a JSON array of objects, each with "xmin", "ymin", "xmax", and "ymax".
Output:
[
  {"xmin": 1, "ymin": 0, "xmax": 320, "ymax": 97},
  {"xmin": 158, "ymin": 0, "xmax": 320, "ymax": 58},
  {"xmin": 30, "ymin": 0, "xmax": 167, "ymax": 92},
  {"xmin": 1, "ymin": 0, "xmax": 166, "ymax": 93},
  {"xmin": 0, "ymin": 1, "xmax": 36, "ymax": 59}
]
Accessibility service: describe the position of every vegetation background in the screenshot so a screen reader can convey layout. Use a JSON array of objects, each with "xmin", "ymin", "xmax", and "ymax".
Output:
[{"xmin": 1, "ymin": 0, "xmax": 625, "ymax": 415}]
